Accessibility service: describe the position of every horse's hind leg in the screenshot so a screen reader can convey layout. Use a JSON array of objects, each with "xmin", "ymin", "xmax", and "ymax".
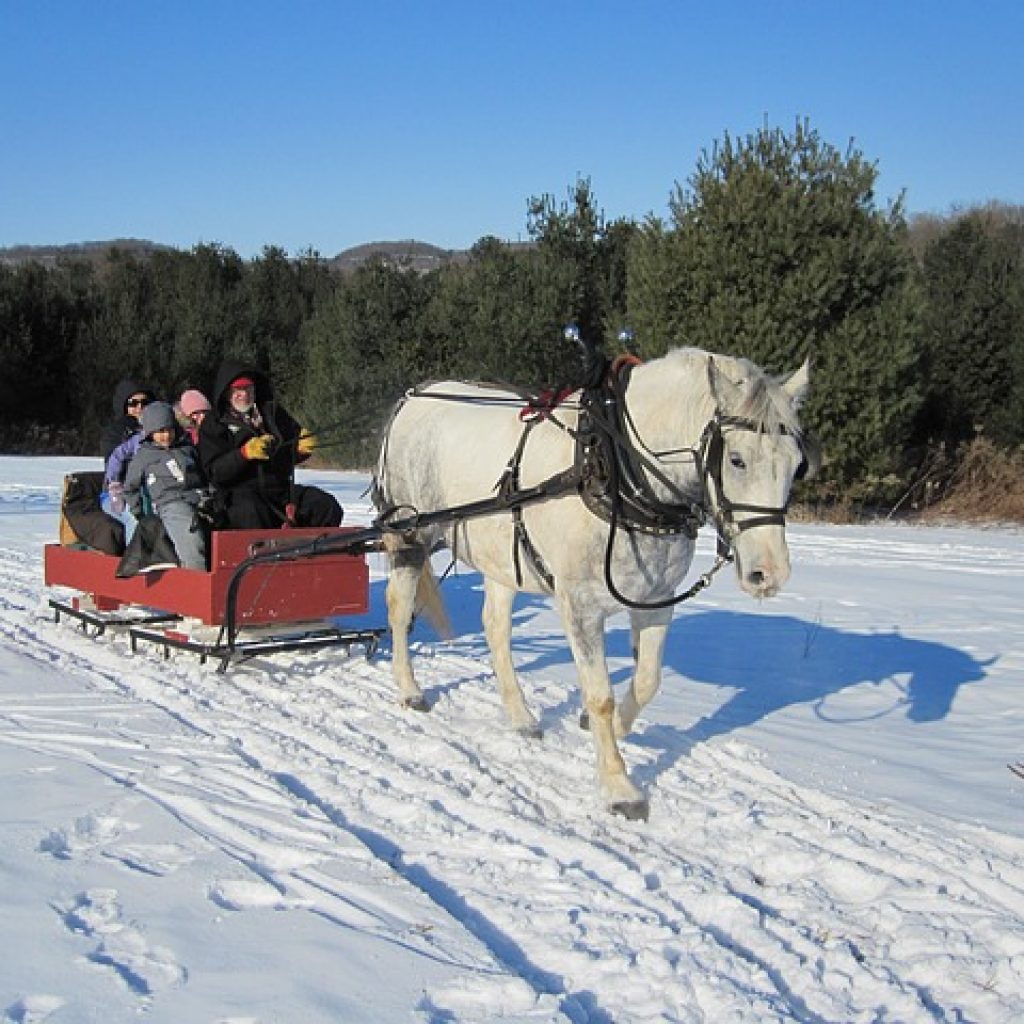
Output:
[
  {"xmin": 615, "ymin": 607, "xmax": 672, "ymax": 737},
  {"xmin": 483, "ymin": 578, "xmax": 541, "ymax": 738},
  {"xmin": 383, "ymin": 535, "xmax": 430, "ymax": 712},
  {"xmin": 559, "ymin": 591, "xmax": 647, "ymax": 820}
]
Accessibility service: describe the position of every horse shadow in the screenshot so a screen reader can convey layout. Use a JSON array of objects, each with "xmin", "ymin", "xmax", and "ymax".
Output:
[{"xmin": 371, "ymin": 577, "xmax": 994, "ymax": 774}]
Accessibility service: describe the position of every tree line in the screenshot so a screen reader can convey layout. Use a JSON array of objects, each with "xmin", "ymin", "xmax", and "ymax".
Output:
[{"xmin": 2, "ymin": 120, "xmax": 1022, "ymax": 511}]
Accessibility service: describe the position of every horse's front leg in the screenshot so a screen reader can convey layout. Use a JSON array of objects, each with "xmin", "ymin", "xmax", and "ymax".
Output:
[
  {"xmin": 615, "ymin": 607, "xmax": 673, "ymax": 737},
  {"xmin": 559, "ymin": 592, "xmax": 648, "ymax": 820},
  {"xmin": 383, "ymin": 536, "xmax": 429, "ymax": 712},
  {"xmin": 483, "ymin": 578, "xmax": 541, "ymax": 738}
]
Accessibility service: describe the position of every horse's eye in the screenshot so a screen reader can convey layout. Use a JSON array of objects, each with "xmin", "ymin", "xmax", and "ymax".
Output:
[{"xmin": 729, "ymin": 452, "xmax": 746, "ymax": 470}]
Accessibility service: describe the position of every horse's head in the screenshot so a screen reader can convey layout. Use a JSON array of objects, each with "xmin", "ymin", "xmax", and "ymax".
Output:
[{"xmin": 704, "ymin": 357, "xmax": 817, "ymax": 599}]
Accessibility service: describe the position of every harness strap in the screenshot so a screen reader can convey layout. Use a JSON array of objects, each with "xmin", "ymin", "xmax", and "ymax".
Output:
[
  {"xmin": 576, "ymin": 361, "xmax": 704, "ymax": 538},
  {"xmin": 498, "ymin": 420, "xmax": 559, "ymax": 591}
]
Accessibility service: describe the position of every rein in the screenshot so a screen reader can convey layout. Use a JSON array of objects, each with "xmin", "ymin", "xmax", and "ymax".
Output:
[{"xmin": 575, "ymin": 363, "xmax": 730, "ymax": 609}]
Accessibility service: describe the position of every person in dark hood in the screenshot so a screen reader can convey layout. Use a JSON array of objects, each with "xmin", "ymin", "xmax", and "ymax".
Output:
[
  {"xmin": 100, "ymin": 377, "xmax": 157, "ymax": 462},
  {"xmin": 197, "ymin": 360, "xmax": 342, "ymax": 530}
]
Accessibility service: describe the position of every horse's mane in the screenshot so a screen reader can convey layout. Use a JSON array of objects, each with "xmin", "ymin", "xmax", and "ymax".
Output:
[{"xmin": 659, "ymin": 348, "xmax": 804, "ymax": 438}]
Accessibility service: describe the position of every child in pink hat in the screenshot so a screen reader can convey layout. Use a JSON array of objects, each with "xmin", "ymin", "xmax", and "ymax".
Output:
[{"xmin": 178, "ymin": 389, "xmax": 213, "ymax": 444}]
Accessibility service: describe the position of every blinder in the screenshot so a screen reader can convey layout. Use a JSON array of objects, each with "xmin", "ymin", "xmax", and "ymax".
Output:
[
  {"xmin": 794, "ymin": 430, "xmax": 821, "ymax": 481},
  {"xmin": 700, "ymin": 415, "xmax": 817, "ymax": 541}
]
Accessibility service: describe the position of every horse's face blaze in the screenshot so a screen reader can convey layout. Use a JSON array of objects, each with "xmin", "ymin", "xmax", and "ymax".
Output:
[{"xmin": 721, "ymin": 429, "xmax": 802, "ymax": 598}]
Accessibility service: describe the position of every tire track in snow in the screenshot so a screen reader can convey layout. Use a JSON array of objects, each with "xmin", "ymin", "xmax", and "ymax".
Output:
[
  {"xmin": 213, "ymin": 658, "xmax": 797, "ymax": 1021},
  {"xmin": 146, "ymin": 643, "xmax": 1022, "ymax": 1023},
  {"xmin": 0, "ymin": 607, "xmax": 522, "ymax": 1010},
  {"xmin": 792, "ymin": 528, "xmax": 1024, "ymax": 577},
  {"xmin": 5, "ymin": 541, "xmax": 1024, "ymax": 1021},
  {"xmin": 1, "ymin": 581, "xmax": 817, "ymax": 1020}
]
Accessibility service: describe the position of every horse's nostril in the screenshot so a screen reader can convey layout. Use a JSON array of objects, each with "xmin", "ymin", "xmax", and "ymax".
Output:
[{"xmin": 747, "ymin": 569, "xmax": 766, "ymax": 587}]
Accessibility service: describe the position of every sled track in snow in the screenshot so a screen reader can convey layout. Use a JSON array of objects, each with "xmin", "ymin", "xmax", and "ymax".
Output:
[{"xmin": 3, "ymin": 543, "xmax": 1024, "ymax": 1022}]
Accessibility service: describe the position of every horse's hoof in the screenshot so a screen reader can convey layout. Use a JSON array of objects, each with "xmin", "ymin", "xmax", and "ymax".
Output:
[
  {"xmin": 610, "ymin": 798, "xmax": 649, "ymax": 822},
  {"xmin": 579, "ymin": 710, "xmax": 590, "ymax": 731},
  {"xmin": 402, "ymin": 695, "xmax": 431, "ymax": 713}
]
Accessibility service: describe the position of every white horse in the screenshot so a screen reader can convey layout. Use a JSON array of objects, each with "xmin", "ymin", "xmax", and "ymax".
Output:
[{"xmin": 373, "ymin": 347, "xmax": 816, "ymax": 819}]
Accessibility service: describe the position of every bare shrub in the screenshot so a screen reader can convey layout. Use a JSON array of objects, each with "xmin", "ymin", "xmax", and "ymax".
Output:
[{"xmin": 921, "ymin": 438, "xmax": 1024, "ymax": 522}]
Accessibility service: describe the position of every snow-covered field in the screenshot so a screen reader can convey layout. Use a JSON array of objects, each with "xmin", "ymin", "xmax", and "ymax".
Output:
[{"xmin": 1, "ymin": 456, "xmax": 1022, "ymax": 1023}]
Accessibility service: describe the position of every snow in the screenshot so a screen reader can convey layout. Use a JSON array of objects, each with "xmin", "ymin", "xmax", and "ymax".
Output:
[{"xmin": 1, "ymin": 455, "xmax": 1023, "ymax": 1023}]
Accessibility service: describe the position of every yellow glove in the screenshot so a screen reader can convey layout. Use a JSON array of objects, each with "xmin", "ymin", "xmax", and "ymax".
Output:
[
  {"xmin": 241, "ymin": 433, "xmax": 275, "ymax": 460},
  {"xmin": 297, "ymin": 428, "xmax": 317, "ymax": 457}
]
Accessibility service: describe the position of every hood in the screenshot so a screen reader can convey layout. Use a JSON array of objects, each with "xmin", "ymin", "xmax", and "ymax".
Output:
[
  {"xmin": 140, "ymin": 401, "xmax": 178, "ymax": 438},
  {"xmin": 211, "ymin": 360, "xmax": 273, "ymax": 412},
  {"xmin": 111, "ymin": 377, "xmax": 156, "ymax": 417}
]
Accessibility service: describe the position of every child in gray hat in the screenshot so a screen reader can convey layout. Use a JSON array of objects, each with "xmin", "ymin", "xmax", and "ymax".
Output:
[{"xmin": 124, "ymin": 401, "xmax": 208, "ymax": 570}]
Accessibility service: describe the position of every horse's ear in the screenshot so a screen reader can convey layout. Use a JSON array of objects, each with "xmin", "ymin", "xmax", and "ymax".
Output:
[
  {"xmin": 781, "ymin": 356, "xmax": 811, "ymax": 410},
  {"xmin": 707, "ymin": 357, "xmax": 743, "ymax": 407}
]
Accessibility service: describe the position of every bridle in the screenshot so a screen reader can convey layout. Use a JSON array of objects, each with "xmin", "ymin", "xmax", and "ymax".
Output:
[
  {"xmin": 576, "ymin": 365, "xmax": 816, "ymax": 610},
  {"xmin": 694, "ymin": 413, "xmax": 811, "ymax": 558}
]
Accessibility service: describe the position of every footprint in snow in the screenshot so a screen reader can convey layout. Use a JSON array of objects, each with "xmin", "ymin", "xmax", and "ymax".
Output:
[
  {"xmin": 208, "ymin": 879, "xmax": 305, "ymax": 912},
  {"xmin": 3, "ymin": 994, "xmax": 66, "ymax": 1023},
  {"xmin": 56, "ymin": 888, "xmax": 122, "ymax": 936},
  {"xmin": 37, "ymin": 813, "xmax": 132, "ymax": 860},
  {"xmin": 53, "ymin": 890, "xmax": 186, "ymax": 995}
]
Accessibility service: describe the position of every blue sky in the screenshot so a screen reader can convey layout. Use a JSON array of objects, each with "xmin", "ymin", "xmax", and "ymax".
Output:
[{"xmin": 2, "ymin": 0, "xmax": 1021, "ymax": 259}]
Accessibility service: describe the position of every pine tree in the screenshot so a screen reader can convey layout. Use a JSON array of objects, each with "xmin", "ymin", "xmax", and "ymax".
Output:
[
  {"xmin": 628, "ymin": 119, "xmax": 923, "ymax": 497},
  {"xmin": 527, "ymin": 177, "xmax": 636, "ymax": 352},
  {"xmin": 918, "ymin": 212, "xmax": 1024, "ymax": 448},
  {"xmin": 302, "ymin": 257, "xmax": 431, "ymax": 465}
]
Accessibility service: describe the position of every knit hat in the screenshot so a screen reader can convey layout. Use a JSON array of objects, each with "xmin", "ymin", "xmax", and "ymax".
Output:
[
  {"xmin": 140, "ymin": 401, "xmax": 177, "ymax": 438},
  {"xmin": 230, "ymin": 376, "xmax": 255, "ymax": 390},
  {"xmin": 179, "ymin": 389, "xmax": 212, "ymax": 417}
]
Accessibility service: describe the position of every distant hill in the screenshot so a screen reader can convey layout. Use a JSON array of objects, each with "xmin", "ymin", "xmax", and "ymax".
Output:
[
  {"xmin": 0, "ymin": 238, "xmax": 175, "ymax": 269},
  {"xmin": 0, "ymin": 238, "xmax": 540, "ymax": 273},
  {"xmin": 328, "ymin": 240, "xmax": 469, "ymax": 274},
  {"xmin": 0, "ymin": 238, "xmax": 475, "ymax": 272}
]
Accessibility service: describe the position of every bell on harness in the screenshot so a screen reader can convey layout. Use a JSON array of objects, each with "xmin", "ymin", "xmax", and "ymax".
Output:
[{"xmin": 565, "ymin": 322, "xmax": 610, "ymax": 392}]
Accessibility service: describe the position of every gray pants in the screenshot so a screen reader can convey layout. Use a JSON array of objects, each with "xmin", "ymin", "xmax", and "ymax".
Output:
[
  {"xmin": 101, "ymin": 492, "xmax": 138, "ymax": 542},
  {"xmin": 159, "ymin": 501, "xmax": 207, "ymax": 570}
]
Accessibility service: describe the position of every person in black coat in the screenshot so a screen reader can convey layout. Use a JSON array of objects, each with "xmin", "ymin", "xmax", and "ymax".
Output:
[
  {"xmin": 100, "ymin": 378, "xmax": 157, "ymax": 461},
  {"xmin": 198, "ymin": 360, "xmax": 342, "ymax": 530}
]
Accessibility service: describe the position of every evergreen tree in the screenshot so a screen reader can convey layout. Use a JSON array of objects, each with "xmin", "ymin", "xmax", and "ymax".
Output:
[
  {"xmin": 243, "ymin": 245, "xmax": 333, "ymax": 408},
  {"xmin": 163, "ymin": 243, "xmax": 246, "ymax": 393},
  {"xmin": 302, "ymin": 257, "xmax": 431, "ymax": 465},
  {"xmin": 425, "ymin": 236, "xmax": 579, "ymax": 386},
  {"xmin": 917, "ymin": 212, "xmax": 1024, "ymax": 448},
  {"xmin": 0, "ymin": 259, "xmax": 92, "ymax": 441},
  {"xmin": 71, "ymin": 249, "xmax": 158, "ymax": 442},
  {"xmin": 527, "ymin": 177, "xmax": 636, "ymax": 350},
  {"xmin": 628, "ymin": 120, "xmax": 923, "ymax": 496}
]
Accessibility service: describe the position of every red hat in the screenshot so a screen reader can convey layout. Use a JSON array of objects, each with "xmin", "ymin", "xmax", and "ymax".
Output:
[{"xmin": 230, "ymin": 376, "xmax": 255, "ymax": 390}]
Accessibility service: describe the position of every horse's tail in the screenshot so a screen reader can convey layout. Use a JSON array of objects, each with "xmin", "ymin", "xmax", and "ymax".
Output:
[
  {"xmin": 415, "ymin": 555, "xmax": 452, "ymax": 642},
  {"xmin": 381, "ymin": 532, "xmax": 452, "ymax": 642}
]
